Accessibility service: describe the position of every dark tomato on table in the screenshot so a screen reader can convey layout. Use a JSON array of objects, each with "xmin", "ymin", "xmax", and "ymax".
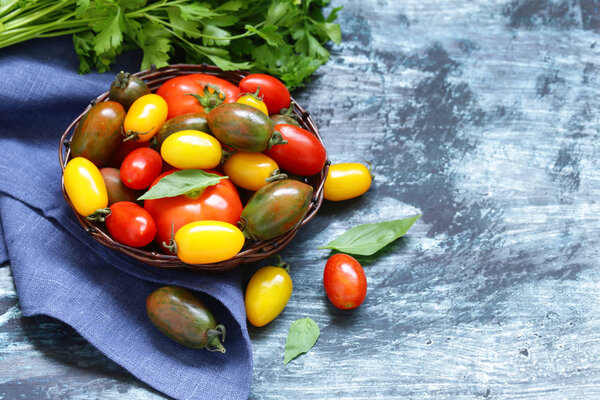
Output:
[
  {"xmin": 156, "ymin": 74, "xmax": 240, "ymax": 119},
  {"xmin": 239, "ymin": 74, "xmax": 291, "ymax": 115},
  {"xmin": 323, "ymin": 254, "xmax": 367, "ymax": 310},
  {"xmin": 144, "ymin": 169, "xmax": 243, "ymax": 252},
  {"xmin": 105, "ymin": 201, "xmax": 156, "ymax": 247},
  {"xmin": 265, "ymin": 124, "xmax": 327, "ymax": 176},
  {"xmin": 120, "ymin": 148, "xmax": 162, "ymax": 190}
]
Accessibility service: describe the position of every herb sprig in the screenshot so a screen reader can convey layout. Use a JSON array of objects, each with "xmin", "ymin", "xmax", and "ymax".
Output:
[{"xmin": 0, "ymin": 0, "xmax": 342, "ymax": 88}]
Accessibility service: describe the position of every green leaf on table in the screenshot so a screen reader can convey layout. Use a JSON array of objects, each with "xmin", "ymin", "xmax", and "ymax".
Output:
[
  {"xmin": 138, "ymin": 170, "xmax": 227, "ymax": 200},
  {"xmin": 318, "ymin": 215, "xmax": 421, "ymax": 256},
  {"xmin": 284, "ymin": 317, "xmax": 320, "ymax": 365}
]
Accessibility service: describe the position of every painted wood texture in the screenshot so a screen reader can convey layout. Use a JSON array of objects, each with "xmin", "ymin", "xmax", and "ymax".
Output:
[{"xmin": 2, "ymin": 0, "xmax": 600, "ymax": 398}]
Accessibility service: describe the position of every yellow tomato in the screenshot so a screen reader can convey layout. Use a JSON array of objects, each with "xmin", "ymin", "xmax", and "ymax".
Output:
[
  {"xmin": 222, "ymin": 152, "xmax": 278, "ymax": 191},
  {"xmin": 236, "ymin": 94, "xmax": 268, "ymax": 115},
  {"xmin": 161, "ymin": 130, "xmax": 222, "ymax": 169},
  {"xmin": 245, "ymin": 265, "xmax": 293, "ymax": 327},
  {"xmin": 323, "ymin": 162, "xmax": 372, "ymax": 201},
  {"xmin": 64, "ymin": 157, "xmax": 108, "ymax": 216},
  {"xmin": 123, "ymin": 93, "xmax": 168, "ymax": 142},
  {"xmin": 173, "ymin": 221, "xmax": 244, "ymax": 264}
]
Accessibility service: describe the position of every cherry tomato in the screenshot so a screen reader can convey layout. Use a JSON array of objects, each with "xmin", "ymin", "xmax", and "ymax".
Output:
[
  {"xmin": 265, "ymin": 124, "xmax": 327, "ymax": 176},
  {"xmin": 144, "ymin": 169, "xmax": 243, "ymax": 252},
  {"xmin": 106, "ymin": 138, "xmax": 150, "ymax": 168},
  {"xmin": 239, "ymin": 74, "xmax": 291, "ymax": 115},
  {"xmin": 160, "ymin": 130, "xmax": 222, "ymax": 170},
  {"xmin": 64, "ymin": 157, "xmax": 108, "ymax": 217},
  {"xmin": 170, "ymin": 221, "xmax": 245, "ymax": 264},
  {"xmin": 245, "ymin": 264, "xmax": 293, "ymax": 327},
  {"xmin": 120, "ymin": 148, "xmax": 163, "ymax": 190},
  {"xmin": 323, "ymin": 254, "xmax": 367, "ymax": 310},
  {"xmin": 123, "ymin": 94, "xmax": 168, "ymax": 142},
  {"xmin": 100, "ymin": 167, "xmax": 141, "ymax": 205},
  {"xmin": 222, "ymin": 152, "xmax": 279, "ymax": 191},
  {"xmin": 323, "ymin": 163, "xmax": 372, "ymax": 201},
  {"xmin": 236, "ymin": 93, "xmax": 268, "ymax": 115},
  {"xmin": 156, "ymin": 74, "xmax": 240, "ymax": 119},
  {"xmin": 105, "ymin": 201, "xmax": 156, "ymax": 247}
]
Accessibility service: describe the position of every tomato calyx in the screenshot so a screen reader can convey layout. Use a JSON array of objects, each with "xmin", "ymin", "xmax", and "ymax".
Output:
[
  {"xmin": 123, "ymin": 127, "xmax": 154, "ymax": 142},
  {"xmin": 220, "ymin": 147, "xmax": 235, "ymax": 165},
  {"xmin": 265, "ymin": 169, "xmax": 288, "ymax": 183},
  {"xmin": 279, "ymin": 103, "xmax": 296, "ymax": 118},
  {"xmin": 272, "ymin": 254, "xmax": 290, "ymax": 273},
  {"xmin": 267, "ymin": 130, "xmax": 288, "ymax": 149},
  {"xmin": 237, "ymin": 216, "xmax": 257, "ymax": 241},
  {"xmin": 238, "ymin": 87, "xmax": 264, "ymax": 102},
  {"xmin": 163, "ymin": 220, "xmax": 178, "ymax": 254},
  {"xmin": 205, "ymin": 324, "xmax": 227, "ymax": 353},
  {"xmin": 86, "ymin": 207, "xmax": 111, "ymax": 222},
  {"xmin": 185, "ymin": 84, "xmax": 226, "ymax": 113},
  {"xmin": 112, "ymin": 71, "xmax": 133, "ymax": 89}
]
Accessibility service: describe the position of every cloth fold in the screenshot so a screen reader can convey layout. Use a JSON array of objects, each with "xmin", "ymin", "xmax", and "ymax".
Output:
[{"xmin": 0, "ymin": 37, "xmax": 252, "ymax": 400}]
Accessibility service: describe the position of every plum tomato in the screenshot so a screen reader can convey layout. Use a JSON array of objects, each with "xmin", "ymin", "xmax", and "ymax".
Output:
[
  {"xmin": 156, "ymin": 74, "xmax": 240, "ymax": 119},
  {"xmin": 222, "ymin": 151, "xmax": 279, "ymax": 192},
  {"xmin": 120, "ymin": 148, "xmax": 163, "ymax": 190},
  {"xmin": 123, "ymin": 94, "xmax": 168, "ymax": 142},
  {"xmin": 169, "ymin": 221, "xmax": 245, "ymax": 264},
  {"xmin": 144, "ymin": 169, "xmax": 243, "ymax": 252},
  {"xmin": 323, "ymin": 163, "xmax": 372, "ymax": 201},
  {"xmin": 245, "ymin": 262, "xmax": 293, "ymax": 327},
  {"xmin": 108, "ymin": 71, "xmax": 150, "ymax": 110},
  {"xmin": 64, "ymin": 157, "xmax": 108, "ymax": 217},
  {"xmin": 265, "ymin": 124, "xmax": 327, "ymax": 176},
  {"xmin": 105, "ymin": 201, "xmax": 156, "ymax": 247},
  {"xmin": 160, "ymin": 130, "xmax": 222, "ymax": 170},
  {"xmin": 239, "ymin": 74, "xmax": 291, "ymax": 115},
  {"xmin": 323, "ymin": 254, "xmax": 367, "ymax": 310}
]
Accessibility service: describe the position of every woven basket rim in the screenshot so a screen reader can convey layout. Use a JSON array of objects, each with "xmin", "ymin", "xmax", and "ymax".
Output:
[{"xmin": 59, "ymin": 63, "xmax": 329, "ymax": 272}]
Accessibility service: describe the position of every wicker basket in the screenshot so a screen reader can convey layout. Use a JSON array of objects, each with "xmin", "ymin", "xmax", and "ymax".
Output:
[{"xmin": 59, "ymin": 64, "xmax": 328, "ymax": 272}]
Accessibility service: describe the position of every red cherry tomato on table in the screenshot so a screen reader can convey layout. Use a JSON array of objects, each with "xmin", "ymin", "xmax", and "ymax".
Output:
[
  {"xmin": 156, "ymin": 74, "xmax": 240, "ymax": 119},
  {"xmin": 239, "ymin": 74, "xmax": 291, "ymax": 115},
  {"xmin": 323, "ymin": 254, "xmax": 367, "ymax": 310},
  {"xmin": 120, "ymin": 148, "xmax": 163, "ymax": 190},
  {"xmin": 265, "ymin": 124, "xmax": 327, "ymax": 176},
  {"xmin": 105, "ymin": 201, "xmax": 157, "ymax": 248},
  {"xmin": 144, "ymin": 169, "xmax": 243, "ymax": 252}
]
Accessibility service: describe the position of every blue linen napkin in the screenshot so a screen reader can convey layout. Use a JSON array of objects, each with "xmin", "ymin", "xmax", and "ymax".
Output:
[{"xmin": 0, "ymin": 37, "xmax": 252, "ymax": 400}]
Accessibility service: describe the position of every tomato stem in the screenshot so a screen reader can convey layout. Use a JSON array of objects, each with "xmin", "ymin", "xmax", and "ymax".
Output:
[
  {"xmin": 265, "ymin": 169, "xmax": 287, "ymax": 183},
  {"xmin": 206, "ymin": 324, "xmax": 226, "ymax": 353},
  {"xmin": 273, "ymin": 254, "xmax": 290, "ymax": 272},
  {"xmin": 267, "ymin": 130, "xmax": 287, "ymax": 149},
  {"xmin": 86, "ymin": 208, "xmax": 111, "ymax": 222}
]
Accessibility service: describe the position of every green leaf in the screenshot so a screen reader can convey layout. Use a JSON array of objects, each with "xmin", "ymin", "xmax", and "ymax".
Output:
[
  {"xmin": 138, "ymin": 170, "xmax": 227, "ymax": 200},
  {"xmin": 202, "ymin": 23, "xmax": 231, "ymax": 46},
  {"xmin": 167, "ymin": 6, "xmax": 203, "ymax": 38},
  {"xmin": 284, "ymin": 317, "xmax": 320, "ymax": 365},
  {"xmin": 138, "ymin": 22, "xmax": 171, "ymax": 70},
  {"xmin": 92, "ymin": 7, "xmax": 125, "ymax": 54},
  {"xmin": 318, "ymin": 215, "xmax": 421, "ymax": 256},
  {"xmin": 175, "ymin": 3, "xmax": 218, "ymax": 20},
  {"xmin": 314, "ymin": 22, "xmax": 341, "ymax": 45},
  {"xmin": 217, "ymin": 0, "xmax": 243, "ymax": 12},
  {"xmin": 206, "ymin": 54, "xmax": 252, "ymax": 71}
]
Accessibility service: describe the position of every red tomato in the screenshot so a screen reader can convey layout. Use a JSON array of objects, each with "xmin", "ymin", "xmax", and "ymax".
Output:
[
  {"xmin": 239, "ymin": 74, "xmax": 291, "ymax": 115},
  {"xmin": 144, "ymin": 169, "xmax": 243, "ymax": 252},
  {"xmin": 323, "ymin": 254, "xmax": 367, "ymax": 310},
  {"xmin": 107, "ymin": 139, "xmax": 151, "ymax": 168},
  {"xmin": 156, "ymin": 74, "xmax": 240, "ymax": 119},
  {"xmin": 105, "ymin": 201, "xmax": 157, "ymax": 247},
  {"xmin": 265, "ymin": 124, "xmax": 327, "ymax": 176},
  {"xmin": 120, "ymin": 148, "xmax": 163, "ymax": 190}
]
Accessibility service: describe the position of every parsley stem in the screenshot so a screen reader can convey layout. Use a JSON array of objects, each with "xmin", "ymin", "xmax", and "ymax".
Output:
[
  {"xmin": 0, "ymin": 0, "xmax": 19, "ymax": 18},
  {"xmin": 4, "ymin": 0, "xmax": 75, "ymax": 30}
]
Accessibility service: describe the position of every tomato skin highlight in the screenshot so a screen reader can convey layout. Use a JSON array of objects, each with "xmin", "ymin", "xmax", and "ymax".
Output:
[
  {"xmin": 156, "ymin": 74, "xmax": 240, "ymax": 119},
  {"xmin": 120, "ymin": 148, "xmax": 163, "ymax": 190},
  {"xmin": 173, "ymin": 221, "xmax": 245, "ymax": 264},
  {"xmin": 265, "ymin": 124, "xmax": 327, "ymax": 176},
  {"xmin": 70, "ymin": 101, "xmax": 126, "ymax": 167},
  {"xmin": 245, "ymin": 266, "xmax": 293, "ymax": 327},
  {"xmin": 64, "ymin": 157, "xmax": 108, "ymax": 217},
  {"xmin": 123, "ymin": 94, "xmax": 168, "ymax": 142},
  {"xmin": 160, "ymin": 130, "xmax": 222, "ymax": 170},
  {"xmin": 239, "ymin": 74, "xmax": 291, "ymax": 115},
  {"xmin": 323, "ymin": 163, "xmax": 372, "ymax": 201},
  {"xmin": 105, "ymin": 201, "xmax": 156, "ymax": 247},
  {"xmin": 144, "ymin": 169, "xmax": 243, "ymax": 252},
  {"xmin": 323, "ymin": 254, "xmax": 367, "ymax": 310},
  {"xmin": 222, "ymin": 151, "xmax": 278, "ymax": 191}
]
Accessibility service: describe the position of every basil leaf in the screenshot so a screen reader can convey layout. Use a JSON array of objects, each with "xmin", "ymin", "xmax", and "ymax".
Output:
[
  {"xmin": 137, "ymin": 169, "xmax": 227, "ymax": 200},
  {"xmin": 284, "ymin": 317, "xmax": 320, "ymax": 365},
  {"xmin": 318, "ymin": 215, "xmax": 421, "ymax": 256}
]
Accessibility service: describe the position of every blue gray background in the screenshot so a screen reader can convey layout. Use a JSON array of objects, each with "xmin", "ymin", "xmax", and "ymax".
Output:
[{"xmin": 2, "ymin": 0, "xmax": 600, "ymax": 398}]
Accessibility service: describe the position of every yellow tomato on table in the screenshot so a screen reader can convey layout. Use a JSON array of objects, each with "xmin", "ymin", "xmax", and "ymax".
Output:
[
  {"xmin": 223, "ymin": 151, "xmax": 279, "ymax": 191},
  {"xmin": 323, "ymin": 162, "xmax": 372, "ymax": 201},
  {"xmin": 245, "ymin": 264, "xmax": 293, "ymax": 327},
  {"xmin": 171, "ymin": 221, "xmax": 244, "ymax": 264}
]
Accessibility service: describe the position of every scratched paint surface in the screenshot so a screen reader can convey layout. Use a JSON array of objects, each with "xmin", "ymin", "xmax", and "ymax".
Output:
[{"xmin": 2, "ymin": 0, "xmax": 600, "ymax": 399}]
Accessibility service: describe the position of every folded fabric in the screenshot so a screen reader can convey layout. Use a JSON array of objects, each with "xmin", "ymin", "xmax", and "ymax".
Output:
[{"xmin": 0, "ymin": 37, "xmax": 252, "ymax": 400}]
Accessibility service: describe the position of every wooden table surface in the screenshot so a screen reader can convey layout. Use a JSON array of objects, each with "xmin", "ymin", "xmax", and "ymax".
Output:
[{"xmin": 3, "ymin": 0, "xmax": 600, "ymax": 398}]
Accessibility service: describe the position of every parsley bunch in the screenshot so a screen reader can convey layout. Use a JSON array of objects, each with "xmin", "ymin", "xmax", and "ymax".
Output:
[{"xmin": 0, "ymin": 0, "xmax": 341, "ymax": 88}]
